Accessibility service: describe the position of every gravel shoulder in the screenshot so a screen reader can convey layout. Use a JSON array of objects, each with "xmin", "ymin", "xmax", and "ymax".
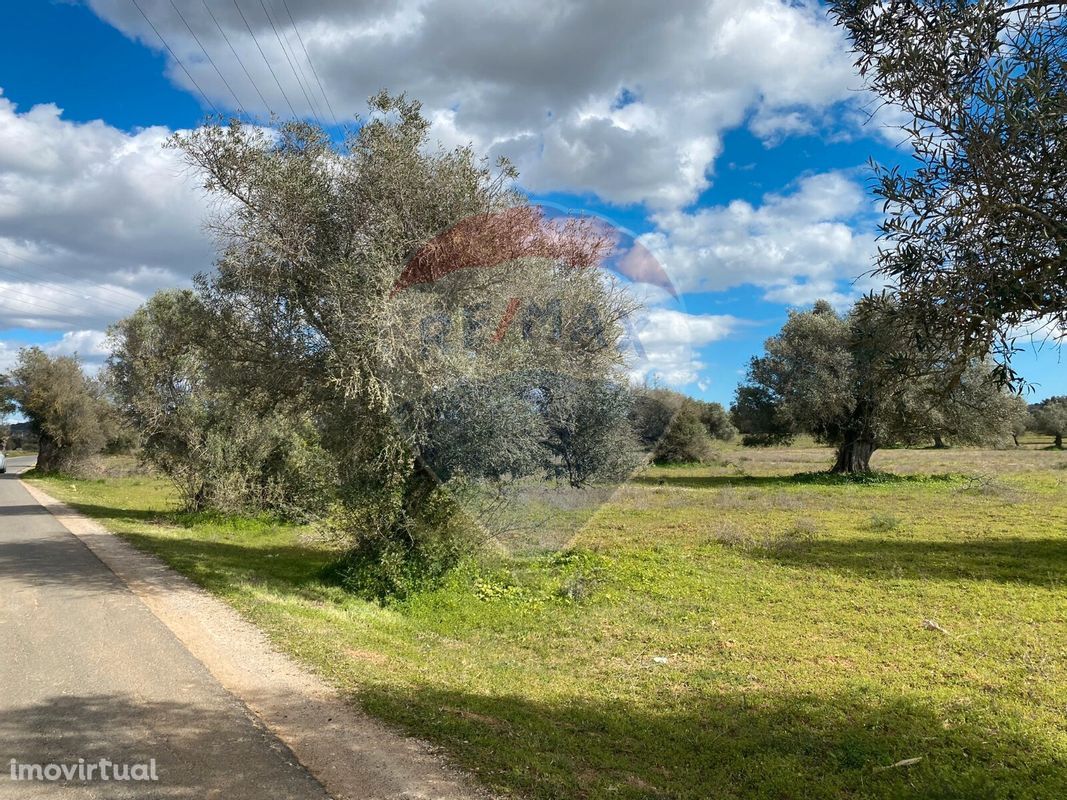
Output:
[{"xmin": 15, "ymin": 475, "xmax": 486, "ymax": 800}]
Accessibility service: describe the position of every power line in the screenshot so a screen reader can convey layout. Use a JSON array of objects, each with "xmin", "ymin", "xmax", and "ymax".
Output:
[
  {"xmin": 203, "ymin": 0, "xmax": 273, "ymax": 116},
  {"xmin": 258, "ymin": 0, "xmax": 321, "ymax": 124},
  {"xmin": 168, "ymin": 0, "xmax": 246, "ymax": 116},
  {"xmin": 0, "ymin": 277, "xmax": 104, "ymax": 320},
  {"xmin": 0, "ymin": 267, "xmax": 140, "ymax": 325},
  {"xmin": 130, "ymin": 0, "xmax": 220, "ymax": 115},
  {"xmin": 275, "ymin": 4, "xmax": 325, "ymax": 123},
  {"xmin": 0, "ymin": 246, "xmax": 148, "ymax": 309},
  {"xmin": 233, "ymin": 0, "xmax": 298, "ymax": 118},
  {"xmin": 281, "ymin": 0, "xmax": 339, "ymax": 126},
  {"xmin": 0, "ymin": 263, "xmax": 140, "ymax": 317},
  {"xmin": 0, "ymin": 288, "xmax": 83, "ymax": 320},
  {"xmin": 0, "ymin": 250, "xmax": 148, "ymax": 324}
]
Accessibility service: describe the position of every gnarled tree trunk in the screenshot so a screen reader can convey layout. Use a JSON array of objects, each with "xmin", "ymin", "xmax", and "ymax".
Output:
[
  {"xmin": 35, "ymin": 432, "xmax": 61, "ymax": 473},
  {"xmin": 830, "ymin": 401, "xmax": 877, "ymax": 474},
  {"xmin": 831, "ymin": 436, "xmax": 876, "ymax": 474},
  {"xmin": 1056, "ymin": 433, "xmax": 1064, "ymax": 450},
  {"xmin": 933, "ymin": 434, "xmax": 946, "ymax": 449}
]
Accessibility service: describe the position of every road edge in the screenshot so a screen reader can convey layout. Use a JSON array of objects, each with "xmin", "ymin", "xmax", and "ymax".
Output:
[{"xmin": 19, "ymin": 478, "xmax": 489, "ymax": 800}]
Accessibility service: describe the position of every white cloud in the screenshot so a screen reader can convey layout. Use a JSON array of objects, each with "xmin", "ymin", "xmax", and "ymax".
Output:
[
  {"xmin": 0, "ymin": 90, "xmax": 212, "ymax": 331},
  {"xmin": 44, "ymin": 329, "xmax": 112, "ymax": 376},
  {"xmin": 0, "ymin": 2, "xmax": 890, "ymax": 392},
  {"xmin": 0, "ymin": 331, "xmax": 112, "ymax": 378},
  {"xmin": 639, "ymin": 171, "xmax": 879, "ymax": 304},
  {"xmin": 629, "ymin": 308, "xmax": 738, "ymax": 386},
  {"xmin": 44, "ymin": 330, "xmax": 111, "ymax": 360},
  {"xmin": 85, "ymin": 0, "xmax": 861, "ymax": 209},
  {"xmin": 0, "ymin": 340, "xmax": 17, "ymax": 373}
]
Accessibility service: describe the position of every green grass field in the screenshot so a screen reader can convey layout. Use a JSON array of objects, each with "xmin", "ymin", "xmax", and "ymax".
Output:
[{"xmin": 26, "ymin": 439, "xmax": 1067, "ymax": 799}]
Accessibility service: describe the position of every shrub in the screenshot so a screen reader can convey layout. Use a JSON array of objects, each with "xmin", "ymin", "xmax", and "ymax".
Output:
[
  {"xmin": 741, "ymin": 433, "xmax": 787, "ymax": 448},
  {"xmin": 654, "ymin": 399, "xmax": 715, "ymax": 463},
  {"xmin": 320, "ymin": 478, "xmax": 478, "ymax": 601},
  {"xmin": 700, "ymin": 402, "xmax": 737, "ymax": 442},
  {"xmin": 767, "ymin": 518, "xmax": 819, "ymax": 553}
]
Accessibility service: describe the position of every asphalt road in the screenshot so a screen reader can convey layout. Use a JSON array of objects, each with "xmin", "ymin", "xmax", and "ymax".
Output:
[{"xmin": 0, "ymin": 457, "xmax": 332, "ymax": 799}]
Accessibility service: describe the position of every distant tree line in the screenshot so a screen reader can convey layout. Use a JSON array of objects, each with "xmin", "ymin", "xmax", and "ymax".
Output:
[{"xmin": 630, "ymin": 388, "xmax": 735, "ymax": 464}]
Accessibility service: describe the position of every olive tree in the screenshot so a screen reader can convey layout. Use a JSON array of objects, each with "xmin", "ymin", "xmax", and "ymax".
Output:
[
  {"xmin": 1, "ymin": 348, "xmax": 113, "ymax": 472},
  {"xmin": 733, "ymin": 299, "xmax": 1020, "ymax": 473},
  {"xmin": 537, "ymin": 374, "xmax": 641, "ymax": 487},
  {"xmin": 829, "ymin": 1, "xmax": 1067, "ymax": 379},
  {"xmin": 108, "ymin": 290, "xmax": 336, "ymax": 518},
  {"xmin": 172, "ymin": 94, "xmax": 635, "ymax": 595},
  {"xmin": 700, "ymin": 401, "xmax": 737, "ymax": 442},
  {"xmin": 903, "ymin": 361, "xmax": 1031, "ymax": 449},
  {"xmin": 1010, "ymin": 402, "xmax": 1032, "ymax": 447},
  {"xmin": 653, "ymin": 398, "xmax": 715, "ymax": 464},
  {"xmin": 1032, "ymin": 397, "xmax": 1067, "ymax": 448}
]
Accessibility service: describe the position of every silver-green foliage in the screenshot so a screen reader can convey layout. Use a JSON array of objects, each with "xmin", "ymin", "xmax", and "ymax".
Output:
[
  {"xmin": 630, "ymin": 387, "xmax": 736, "ymax": 463},
  {"xmin": 733, "ymin": 299, "xmax": 1024, "ymax": 472},
  {"xmin": 1032, "ymin": 397, "xmax": 1067, "ymax": 448},
  {"xmin": 108, "ymin": 290, "xmax": 336, "ymax": 520},
  {"xmin": 2, "ymin": 348, "xmax": 115, "ymax": 473},
  {"xmin": 171, "ymin": 94, "xmax": 636, "ymax": 595}
]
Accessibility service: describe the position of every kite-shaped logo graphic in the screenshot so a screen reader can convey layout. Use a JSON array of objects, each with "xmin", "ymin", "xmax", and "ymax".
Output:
[
  {"xmin": 389, "ymin": 204, "xmax": 683, "ymax": 550},
  {"xmin": 392, "ymin": 204, "xmax": 675, "ymax": 360}
]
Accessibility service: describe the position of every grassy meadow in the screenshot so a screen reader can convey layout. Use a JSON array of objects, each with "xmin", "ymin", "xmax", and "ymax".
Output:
[{"xmin": 26, "ymin": 438, "xmax": 1067, "ymax": 799}]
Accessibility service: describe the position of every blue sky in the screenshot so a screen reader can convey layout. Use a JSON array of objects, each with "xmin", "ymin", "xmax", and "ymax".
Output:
[{"xmin": 0, "ymin": 0, "xmax": 1062, "ymax": 405}]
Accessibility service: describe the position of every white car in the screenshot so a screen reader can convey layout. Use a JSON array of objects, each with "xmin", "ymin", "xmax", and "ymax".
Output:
[{"xmin": 0, "ymin": 451, "xmax": 6, "ymax": 474}]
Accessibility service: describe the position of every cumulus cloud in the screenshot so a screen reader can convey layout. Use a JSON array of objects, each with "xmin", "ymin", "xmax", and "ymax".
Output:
[
  {"xmin": 0, "ymin": 90, "xmax": 212, "ymax": 331},
  {"xmin": 85, "ymin": 0, "xmax": 860, "ymax": 209},
  {"xmin": 639, "ymin": 171, "xmax": 880, "ymax": 304},
  {"xmin": 0, "ymin": 340, "xmax": 17, "ymax": 373},
  {"xmin": 629, "ymin": 308, "xmax": 739, "ymax": 387},
  {"xmin": 0, "ymin": 1, "xmax": 888, "ymax": 391},
  {"xmin": 0, "ymin": 331, "xmax": 112, "ymax": 380},
  {"xmin": 44, "ymin": 329, "xmax": 111, "ymax": 360}
]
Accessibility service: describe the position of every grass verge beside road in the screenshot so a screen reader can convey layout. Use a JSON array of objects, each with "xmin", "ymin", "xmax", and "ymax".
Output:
[{"xmin": 24, "ymin": 442, "xmax": 1067, "ymax": 799}]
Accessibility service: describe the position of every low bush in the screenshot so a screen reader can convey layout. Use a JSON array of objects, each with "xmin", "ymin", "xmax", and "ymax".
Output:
[
  {"xmin": 320, "ymin": 482, "xmax": 478, "ymax": 601},
  {"xmin": 869, "ymin": 512, "xmax": 903, "ymax": 532}
]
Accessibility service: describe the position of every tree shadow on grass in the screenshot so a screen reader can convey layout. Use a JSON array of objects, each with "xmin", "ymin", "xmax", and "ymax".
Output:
[
  {"xmin": 112, "ymin": 530, "xmax": 335, "ymax": 599},
  {"xmin": 354, "ymin": 684, "xmax": 1067, "ymax": 800},
  {"xmin": 31, "ymin": 499, "xmax": 172, "ymax": 526},
  {"xmin": 633, "ymin": 474, "xmax": 795, "ymax": 489},
  {"xmin": 753, "ymin": 536, "xmax": 1067, "ymax": 586}
]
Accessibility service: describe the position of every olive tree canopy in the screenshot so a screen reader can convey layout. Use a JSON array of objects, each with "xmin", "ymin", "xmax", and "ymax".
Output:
[
  {"xmin": 733, "ymin": 299, "xmax": 1023, "ymax": 472},
  {"xmin": 829, "ymin": 0, "xmax": 1067, "ymax": 379},
  {"xmin": 171, "ymin": 93, "xmax": 637, "ymax": 595},
  {"xmin": 1, "ymin": 348, "xmax": 114, "ymax": 472},
  {"xmin": 1032, "ymin": 396, "xmax": 1067, "ymax": 448},
  {"xmin": 108, "ymin": 290, "xmax": 337, "ymax": 518}
]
